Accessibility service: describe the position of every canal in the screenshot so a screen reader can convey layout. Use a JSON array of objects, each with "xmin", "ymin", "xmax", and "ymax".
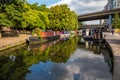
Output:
[{"xmin": 0, "ymin": 36, "xmax": 112, "ymax": 80}]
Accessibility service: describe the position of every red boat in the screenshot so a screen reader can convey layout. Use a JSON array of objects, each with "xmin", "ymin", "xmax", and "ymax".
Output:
[{"xmin": 28, "ymin": 31, "xmax": 61, "ymax": 43}]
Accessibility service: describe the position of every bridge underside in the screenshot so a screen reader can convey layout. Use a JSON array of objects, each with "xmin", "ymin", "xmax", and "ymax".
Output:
[
  {"xmin": 79, "ymin": 25, "xmax": 105, "ymax": 29},
  {"xmin": 78, "ymin": 15, "xmax": 112, "ymax": 21},
  {"xmin": 78, "ymin": 8, "xmax": 120, "ymax": 21}
]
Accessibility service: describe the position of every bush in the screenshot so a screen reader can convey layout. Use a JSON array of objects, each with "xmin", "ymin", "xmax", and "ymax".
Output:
[{"xmin": 114, "ymin": 29, "xmax": 120, "ymax": 33}]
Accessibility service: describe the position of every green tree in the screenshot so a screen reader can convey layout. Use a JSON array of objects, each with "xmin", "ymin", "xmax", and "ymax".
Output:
[
  {"xmin": 49, "ymin": 4, "xmax": 78, "ymax": 30},
  {"xmin": 37, "ymin": 4, "xmax": 48, "ymax": 12},
  {"xmin": 0, "ymin": 13, "xmax": 12, "ymax": 27},
  {"xmin": 0, "ymin": 1, "xmax": 78, "ymax": 31},
  {"xmin": 24, "ymin": 3, "xmax": 49, "ymax": 30},
  {"xmin": 78, "ymin": 22, "xmax": 82, "ymax": 27},
  {"xmin": 113, "ymin": 13, "xmax": 120, "ymax": 29},
  {"xmin": 0, "ymin": 0, "xmax": 26, "ymax": 29},
  {"xmin": 22, "ymin": 10, "xmax": 45, "ymax": 29},
  {"xmin": 38, "ymin": 11, "xmax": 50, "ymax": 29},
  {"xmin": 5, "ymin": 4, "xmax": 23, "ymax": 28}
]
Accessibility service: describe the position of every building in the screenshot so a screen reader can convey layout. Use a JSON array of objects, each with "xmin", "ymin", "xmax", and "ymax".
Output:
[
  {"xmin": 104, "ymin": 0, "xmax": 120, "ymax": 10},
  {"xmin": 104, "ymin": 0, "xmax": 114, "ymax": 10},
  {"xmin": 113, "ymin": 0, "xmax": 120, "ymax": 8},
  {"xmin": 103, "ymin": 0, "xmax": 120, "ymax": 26}
]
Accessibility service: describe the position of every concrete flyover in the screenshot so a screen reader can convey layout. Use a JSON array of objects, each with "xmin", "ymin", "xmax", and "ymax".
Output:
[{"xmin": 78, "ymin": 8, "xmax": 120, "ymax": 21}]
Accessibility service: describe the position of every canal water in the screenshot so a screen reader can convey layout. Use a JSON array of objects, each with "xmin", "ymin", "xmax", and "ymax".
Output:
[{"xmin": 0, "ymin": 36, "xmax": 112, "ymax": 80}]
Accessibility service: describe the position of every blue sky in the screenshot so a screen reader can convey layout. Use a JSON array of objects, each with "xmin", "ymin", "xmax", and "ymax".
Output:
[
  {"xmin": 27, "ymin": 0, "xmax": 61, "ymax": 6},
  {"xmin": 27, "ymin": 0, "xmax": 107, "ymax": 24}
]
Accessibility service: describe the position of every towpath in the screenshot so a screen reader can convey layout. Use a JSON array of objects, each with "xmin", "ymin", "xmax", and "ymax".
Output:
[
  {"xmin": 103, "ymin": 32, "xmax": 120, "ymax": 80},
  {"xmin": 0, "ymin": 34, "xmax": 29, "ymax": 51}
]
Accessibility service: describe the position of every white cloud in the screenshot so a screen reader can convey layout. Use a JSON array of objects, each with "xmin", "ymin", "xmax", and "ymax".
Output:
[
  {"xmin": 48, "ymin": 0, "xmax": 107, "ymax": 15},
  {"xmin": 48, "ymin": 0, "xmax": 107, "ymax": 24}
]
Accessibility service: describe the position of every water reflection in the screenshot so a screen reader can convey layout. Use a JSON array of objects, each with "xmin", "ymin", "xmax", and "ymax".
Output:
[
  {"xmin": 79, "ymin": 38, "xmax": 102, "ymax": 55},
  {"xmin": 78, "ymin": 37, "xmax": 113, "ymax": 72},
  {"xmin": 0, "ymin": 36, "xmax": 112, "ymax": 80},
  {"xmin": 0, "ymin": 37, "xmax": 78, "ymax": 80},
  {"xmin": 85, "ymin": 41, "xmax": 89, "ymax": 49},
  {"xmin": 9, "ymin": 55, "xmax": 16, "ymax": 61}
]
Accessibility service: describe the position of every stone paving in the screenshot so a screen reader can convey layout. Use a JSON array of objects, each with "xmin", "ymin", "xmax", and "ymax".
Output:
[
  {"xmin": 0, "ymin": 34, "xmax": 29, "ymax": 51},
  {"xmin": 103, "ymin": 32, "xmax": 120, "ymax": 80}
]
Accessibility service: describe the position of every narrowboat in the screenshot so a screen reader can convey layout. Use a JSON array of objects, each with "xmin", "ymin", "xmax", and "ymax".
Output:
[{"xmin": 28, "ymin": 31, "xmax": 60, "ymax": 44}]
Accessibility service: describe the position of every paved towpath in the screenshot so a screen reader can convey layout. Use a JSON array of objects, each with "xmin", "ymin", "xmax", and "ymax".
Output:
[
  {"xmin": 0, "ymin": 34, "xmax": 29, "ymax": 51},
  {"xmin": 103, "ymin": 32, "xmax": 120, "ymax": 80}
]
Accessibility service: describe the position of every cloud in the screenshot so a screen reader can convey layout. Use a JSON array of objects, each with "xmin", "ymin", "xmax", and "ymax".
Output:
[{"xmin": 48, "ymin": 0, "xmax": 107, "ymax": 15}]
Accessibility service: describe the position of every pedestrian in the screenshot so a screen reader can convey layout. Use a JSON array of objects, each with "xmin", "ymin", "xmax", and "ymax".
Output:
[{"xmin": 112, "ymin": 29, "xmax": 114, "ymax": 35}]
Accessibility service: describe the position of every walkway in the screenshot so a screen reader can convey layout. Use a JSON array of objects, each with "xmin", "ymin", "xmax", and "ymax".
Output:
[
  {"xmin": 103, "ymin": 32, "xmax": 120, "ymax": 80},
  {"xmin": 0, "ymin": 34, "xmax": 29, "ymax": 51}
]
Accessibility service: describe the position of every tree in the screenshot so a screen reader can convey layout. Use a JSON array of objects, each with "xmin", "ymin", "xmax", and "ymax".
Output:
[
  {"xmin": 0, "ymin": 1, "xmax": 78, "ymax": 31},
  {"xmin": 0, "ymin": 13, "xmax": 12, "ymax": 27},
  {"xmin": 38, "ymin": 11, "xmax": 50, "ymax": 29},
  {"xmin": 0, "ymin": 0, "xmax": 26, "ymax": 29},
  {"xmin": 5, "ymin": 4, "xmax": 23, "ymax": 28},
  {"xmin": 48, "ymin": 4, "xmax": 78, "ymax": 30},
  {"xmin": 113, "ymin": 13, "xmax": 120, "ymax": 29},
  {"xmin": 78, "ymin": 22, "xmax": 82, "ymax": 27},
  {"xmin": 24, "ymin": 3, "xmax": 49, "ymax": 30},
  {"xmin": 37, "ymin": 4, "xmax": 48, "ymax": 12},
  {"xmin": 22, "ymin": 4, "xmax": 49, "ymax": 30}
]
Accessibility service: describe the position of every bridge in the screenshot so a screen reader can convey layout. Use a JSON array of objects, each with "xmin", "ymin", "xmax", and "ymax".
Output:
[
  {"xmin": 78, "ymin": 8, "xmax": 120, "ymax": 22},
  {"xmin": 80, "ymin": 25, "xmax": 106, "ymax": 29}
]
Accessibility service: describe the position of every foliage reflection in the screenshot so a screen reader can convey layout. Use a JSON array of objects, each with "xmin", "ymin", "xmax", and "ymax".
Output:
[{"xmin": 0, "ymin": 37, "xmax": 78, "ymax": 80}]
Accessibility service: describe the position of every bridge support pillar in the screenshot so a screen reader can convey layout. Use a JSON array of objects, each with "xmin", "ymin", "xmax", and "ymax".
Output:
[
  {"xmin": 100, "ymin": 20, "xmax": 102, "ymax": 25},
  {"xmin": 91, "ymin": 29, "xmax": 92, "ymax": 36},
  {"xmin": 108, "ymin": 14, "xmax": 112, "ymax": 28}
]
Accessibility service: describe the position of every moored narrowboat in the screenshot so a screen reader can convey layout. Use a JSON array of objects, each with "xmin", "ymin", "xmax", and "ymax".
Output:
[{"xmin": 28, "ymin": 30, "xmax": 60, "ymax": 44}]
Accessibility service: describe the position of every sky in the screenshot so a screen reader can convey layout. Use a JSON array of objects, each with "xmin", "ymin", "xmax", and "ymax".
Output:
[{"xmin": 27, "ymin": 0, "xmax": 108, "ymax": 24}]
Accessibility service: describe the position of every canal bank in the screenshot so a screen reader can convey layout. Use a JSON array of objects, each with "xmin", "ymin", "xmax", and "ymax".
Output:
[
  {"xmin": 0, "ymin": 34, "xmax": 29, "ymax": 51},
  {"xmin": 0, "ymin": 34, "xmax": 72, "ymax": 52},
  {"xmin": 103, "ymin": 32, "xmax": 120, "ymax": 80}
]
